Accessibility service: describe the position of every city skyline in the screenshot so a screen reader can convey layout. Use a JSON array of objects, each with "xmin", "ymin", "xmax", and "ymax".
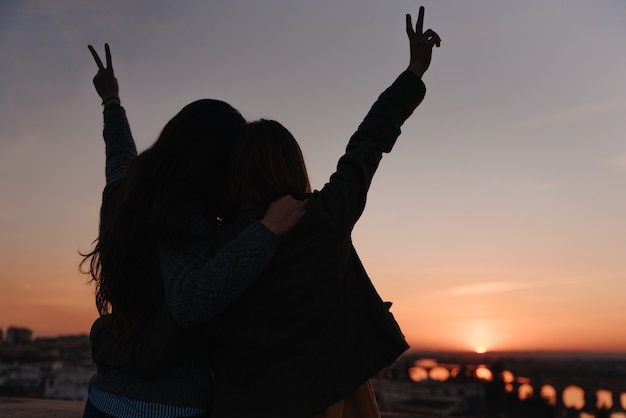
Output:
[
  {"xmin": 1, "ymin": 1, "xmax": 625, "ymax": 353},
  {"xmin": 4, "ymin": 333, "xmax": 625, "ymax": 416}
]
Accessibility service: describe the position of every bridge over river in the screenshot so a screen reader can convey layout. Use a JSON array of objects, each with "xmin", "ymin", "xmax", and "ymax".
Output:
[{"xmin": 378, "ymin": 351, "xmax": 626, "ymax": 416}]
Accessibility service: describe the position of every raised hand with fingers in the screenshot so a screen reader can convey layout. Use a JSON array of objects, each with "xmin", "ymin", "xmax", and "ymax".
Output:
[
  {"xmin": 406, "ymin": 6, "xmax": 441, "ymax": 79},
  {"xmin": 88, "ymin": 43, "xmax": 119, "ymax": 106}
]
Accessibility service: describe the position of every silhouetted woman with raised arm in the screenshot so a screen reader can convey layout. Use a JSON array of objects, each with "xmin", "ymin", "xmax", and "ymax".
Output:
[
  {"xmin": 81, "ymin": 45, "xmax": 305, "ymax": 418},
  {"xmin": 199, "ymin": 8, "xmax": 440, "ymax": 417}
]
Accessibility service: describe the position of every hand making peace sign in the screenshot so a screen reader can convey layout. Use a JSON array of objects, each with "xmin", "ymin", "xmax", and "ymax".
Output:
[
  {"xmin": 406, "ymin": 6, "xmax": 441, "ymax": 78},
  {"xmin": 88, "ymin": 43, "xmax": 119, "ymax": 105}
]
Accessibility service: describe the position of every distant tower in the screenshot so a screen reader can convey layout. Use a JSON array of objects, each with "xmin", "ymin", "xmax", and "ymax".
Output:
[{"xmin": 6, "ymin": 326, "xmax": 33, "ymax": 344}]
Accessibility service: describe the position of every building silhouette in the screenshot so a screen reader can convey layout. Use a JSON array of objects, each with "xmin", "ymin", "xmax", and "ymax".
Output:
[{"xmin": 5, "ymin": 327, "xmax": 33, "ymax": 345}]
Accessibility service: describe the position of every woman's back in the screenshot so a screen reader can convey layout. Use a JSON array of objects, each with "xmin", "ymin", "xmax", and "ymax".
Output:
[{"xmin": 206, "ymin": 70, "xmax": 426, "ymax": 418}]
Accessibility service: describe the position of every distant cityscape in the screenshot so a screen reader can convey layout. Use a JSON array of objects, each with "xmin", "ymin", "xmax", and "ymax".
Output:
[
  {"xmin": 2, "ymin": 326, "xmax": 626, "ymax": 418},
  {"xmin": 0, "ymin": 326, "xmax": 92, "ymax": 401}
]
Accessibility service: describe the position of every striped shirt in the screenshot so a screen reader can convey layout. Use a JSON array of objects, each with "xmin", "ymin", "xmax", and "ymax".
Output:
[{"xmin": 88, "ymin": 385, "xmax": 208, "ymax": 418}]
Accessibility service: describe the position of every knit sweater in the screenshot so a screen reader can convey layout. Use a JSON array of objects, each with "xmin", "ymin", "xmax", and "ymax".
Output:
[{"xmin": 88, "ymin": 104, "xmax": 280, "ymax": 409}]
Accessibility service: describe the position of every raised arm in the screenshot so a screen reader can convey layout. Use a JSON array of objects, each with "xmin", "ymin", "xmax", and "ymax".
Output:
[
  {"xmin": 309, "ymin": 6, "xmax": 440, "ymax": 228},
  {"xmin": 88, "ymin": 43, "xmax": 137, "ymax": 186}
]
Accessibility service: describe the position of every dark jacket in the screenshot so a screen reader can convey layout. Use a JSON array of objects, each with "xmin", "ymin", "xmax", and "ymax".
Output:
[{"xmin": 206, "ymin": 70, "xmax": 426, "ymax": 418}]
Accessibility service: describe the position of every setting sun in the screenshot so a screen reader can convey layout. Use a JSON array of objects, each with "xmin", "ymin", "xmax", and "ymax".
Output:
[{"xmin": 475, "ymin": 346, "xmax": 487, "ymax": 354}]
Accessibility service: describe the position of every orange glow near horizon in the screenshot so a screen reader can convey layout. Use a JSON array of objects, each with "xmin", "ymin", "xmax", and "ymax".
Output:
[
  {"xmin": 1, "ymin": 220, "xmax": 625, "ymax": 351},
  {"xmin": 0, "ymin": 268, "xmax": 97, "ymax": 337},
  {"xmin": 3, "ymin": 264, "xmax": 626, "ymax": 353},
  {"xmin": 467, "ymin": 320, "xmax": 493, "ymax": 354},
  {"xmin": 5, "ymin": 289, "xmax": 626, "ymax": 353},
  {"xmin": 6, "ymin": 297, "xmax": 626, "ymax": 352},
  {"xmin": 396, "ymin": 301, "xmax": 626, "ymax": 353}
]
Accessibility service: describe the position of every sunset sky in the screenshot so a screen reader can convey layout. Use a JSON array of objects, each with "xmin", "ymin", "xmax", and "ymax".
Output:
[{"xmin": 1, "ymin": 1, "xmax": 625, "ymax": 353}]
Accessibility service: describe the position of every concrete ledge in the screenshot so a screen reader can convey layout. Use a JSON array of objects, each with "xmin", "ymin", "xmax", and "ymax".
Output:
[{"xmin": 0, "ymin": 397, "xmax": 84, "ymax": 418}]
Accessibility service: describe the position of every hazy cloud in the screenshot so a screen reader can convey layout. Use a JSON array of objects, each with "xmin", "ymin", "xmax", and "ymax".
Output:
[
  {"xmin": 605, "ymin": 153, "xmax": 626, "ymax": 169},
  {"xmin": 491, "ymin": 179, "xmax": 561, "ymax": 195},
  {"xmin": 520, "ymin": 96, "xmax": 626, "ymax": 129},
  {"xmin": 448, "ymin": 281, "xmax": 546, "ymax": 296},
  {"xmin": 517, "ymin": 180, "xmax": 561, "ymax": 194}
]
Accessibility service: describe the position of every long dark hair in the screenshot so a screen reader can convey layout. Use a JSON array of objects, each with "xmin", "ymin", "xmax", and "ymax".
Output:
[
  {"xmin": 222, "ymin": 119, "xmax": 310, "ymax": 219},
  {"xmin": 82, "ymin": 99, "xmax": 245, "ymax": 334}
]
